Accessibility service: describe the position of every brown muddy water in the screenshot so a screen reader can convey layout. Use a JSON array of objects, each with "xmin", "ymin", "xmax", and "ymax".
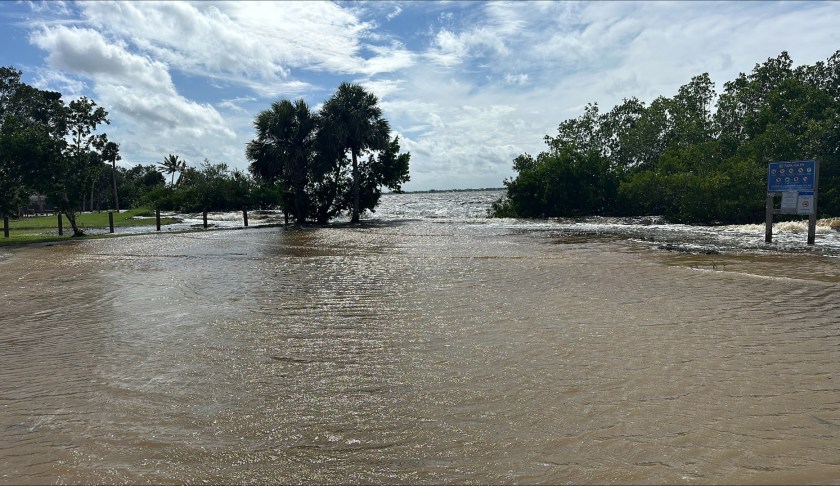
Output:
[{"xmin": 1, "ymin": 220, "xmax": 839, "ymax": 484}]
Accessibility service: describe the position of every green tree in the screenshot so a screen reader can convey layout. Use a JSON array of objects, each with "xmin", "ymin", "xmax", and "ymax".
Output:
[
  {"xmin": 0, "ymin": 67, "xmax": 65, "ymax": 218},
  {"xmin": 38, "ymin": 96, "xmax": 110, "ymax": 236},
  {"xmin": 102, "ymin": 141, "xmax": 121, "ymax": 211},
  {"xmin": 160, "ymin": 154, "xmax": 186, "ymax": 186},
  {"xmin": 120, "ymin": 164, "xmax": 164, "ymax": 208},
  {"xmin": 321, "ymin": 82, "xmax": 391, "ymax": 223},
  {"xmin": 247, "ymin": 84, "xmax": 409, "ymax": 224},
  {"xmin": 142, "ymin": 160, "xmax": 255, "ymax": 213},
  {"xmin": 357, "ymin": 135, "xmax": 411, "ymax": 213},
  {"xmin": 495, "ymin": 50, "xmax": 840, "ymax": 223},
  {"xmin": 308, "ymin": 128, "xmax": 351, "ymax": 224},
  {"xmin": 246, "ymin": 99, "xmax": 317, "ymax": 224}
]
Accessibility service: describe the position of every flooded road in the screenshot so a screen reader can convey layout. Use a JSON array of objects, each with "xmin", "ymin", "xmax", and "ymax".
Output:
[{"xmin": 2, "ymin": 195, "xmax": 840, "ymax": 483}]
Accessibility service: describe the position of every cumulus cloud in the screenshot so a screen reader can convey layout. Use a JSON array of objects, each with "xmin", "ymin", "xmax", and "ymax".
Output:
[
  {"xmin": 383, "ymin": 1, "xmax": 840, "ymax": 189},
  {"xmin": 30, "ymin": 68, "xmax": 88, "ymax": 99},
  {"xmin": 16, "ymin": 0, "xmax": 840, "ymax": 189},
  {"xmin": 77, "ymin": 1, "xmax": 413, "ymax": 93},
  {"xmin": 31, "ymin": 25, "xmax": 174, "ymax": 93},
  {"xmin": 29, "ymin": 23, "xmax": 235, "ymax": 167}
]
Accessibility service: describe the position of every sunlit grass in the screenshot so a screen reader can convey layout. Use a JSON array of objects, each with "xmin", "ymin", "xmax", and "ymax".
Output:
[
  {"xmin": 7, "ymin": 208, "xmax": 177, "ymax": 230},
  {"xmin": 1, "ymin": 209, "xmax": 181, "ymax": 246}
]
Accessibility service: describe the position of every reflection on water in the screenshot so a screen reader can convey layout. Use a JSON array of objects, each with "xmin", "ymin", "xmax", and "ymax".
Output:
[{"xmin": 2, "ymin": 197, "xmax": 840, "ymax": 483}]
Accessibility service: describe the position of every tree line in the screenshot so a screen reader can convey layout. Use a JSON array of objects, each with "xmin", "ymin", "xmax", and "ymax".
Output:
[
  {"xmin": 1, "ymin": 66, "xmax": 409, "ymax": 235},
  {"xmin": 492, "ymin": 50, "xmax": 840, "ymax": 224}
]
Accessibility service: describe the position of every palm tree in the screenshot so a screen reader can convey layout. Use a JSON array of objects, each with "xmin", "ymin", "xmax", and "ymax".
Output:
[
  {"xmin": 246, "ymin": 99, "xmax": 317, "ymax": 224},
  {"xmin": 160, "ymin": 154, "xmax": 185, "ymax": 186},
  {"xmin": 321, "ymin": 83, "xmax": 390, "ymax": 223},
  {"xmin": 101, "ymin": 141, "xmax": 121, "ymax": 211}
]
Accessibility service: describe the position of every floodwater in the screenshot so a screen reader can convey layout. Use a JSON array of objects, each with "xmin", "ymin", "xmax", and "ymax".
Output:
[{"xmin": 2, "ymin": 191, "xmax": 840, "ymax": 484}]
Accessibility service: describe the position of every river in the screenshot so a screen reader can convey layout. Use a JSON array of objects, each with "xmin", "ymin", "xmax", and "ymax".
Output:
[{"xmin": 2, "ymin": 190, "xmax": 839, "ymax": 484}]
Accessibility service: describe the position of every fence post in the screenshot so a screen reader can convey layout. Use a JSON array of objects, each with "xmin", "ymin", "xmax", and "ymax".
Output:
[
  {"xmin": 243, "ymin": 208, "xmax": 249, "ymax": 228},
  {"xmin": 156, "ymin": 208, "xmax": 161, "ymax": 231},
  {"xmin": 203, "ymin": 210, "xmax": 208, "ymax": 228},
  {"xmin": 764, "ymin": 192, "xmax": 774, "ymax": 243},
  {"xmin": 57, "ymin": 213, "xmax": 63, "ymax": 236},
  {"xmin": 108, "ymin": 211, "xmax": 114, "ymax": 233},
  {"xmin": 3, "ymin": 216, "xmax": 9, "ymax": 238}
]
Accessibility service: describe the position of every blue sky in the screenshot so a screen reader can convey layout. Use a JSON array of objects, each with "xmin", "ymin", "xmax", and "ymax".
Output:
[{"xmin": 2, "ymin": 1, "xmax": 839, "ymax": 190}]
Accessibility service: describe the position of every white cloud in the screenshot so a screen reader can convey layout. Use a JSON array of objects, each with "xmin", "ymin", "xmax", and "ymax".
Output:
[
  {"xmin": 386, "ymin": 5, "xmax": 403, "ymax": 21},
  {"xmin": 77, "ymin": 1, "xmax": 413, "ymax": 93},
  {"xmin": 383, "ymin": 1, "xmax": 840, "ymax": 190},
  {"xmin": 360, "ymin": 78, "xmax": 405, "ymax": 100},
  {"xmin": 30, "ymin": 68, "xmax": 87, "ymax": 99},
  {"xmin": 30, "ymin": 25, "xmax": 174, "ymax": 93},
  {"xmin": 16, "ymin": 0, "xmax": 840, "ymax": 190},
  {"xmin": 29, "ymin": 23, "xmax": 236, "ymax": 167},
  {"xmin": 504, "ymin": 73, "xmax": 529, "ymax": 86},
  {"xmin": 219, "ymin": 96, "xmax": 257, "ymax": 114},
  {"xmin": 25, "ymin": 0, "xmax": 72, "ymax": 16}
]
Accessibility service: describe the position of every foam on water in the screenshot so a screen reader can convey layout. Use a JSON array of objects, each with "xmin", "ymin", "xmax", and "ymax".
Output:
[{"xmin": 24, "ymin": 190, "xmax": 839, "ymax": 257}]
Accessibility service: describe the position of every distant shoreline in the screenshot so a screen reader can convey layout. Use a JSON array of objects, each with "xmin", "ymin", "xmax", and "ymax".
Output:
[{"xmin": 388, "ymin": 187, "xmax": 504, "ymax": 194}]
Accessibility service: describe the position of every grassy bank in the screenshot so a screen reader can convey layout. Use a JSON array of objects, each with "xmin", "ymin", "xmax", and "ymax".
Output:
[{"xmin": 1, "ymin": 209, "xmax": 181, "ymax": 247}]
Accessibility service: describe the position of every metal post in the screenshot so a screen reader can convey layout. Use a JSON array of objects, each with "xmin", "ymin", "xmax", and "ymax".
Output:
[
  {"xmin": 108, "ymin": 211, "xmax": 114, "ymax": 233},
  {"xmin": 203, "ymin": 210, "xmax": 208, "ymax": 228},
  {"xmin": 3, "ymin": 216, "xmax": 9, "ymax": 238},
  {"xmin": 243, "ymin": 208, "xmax": 248, "ymax": 228},
  {"xmin": 764, "ymin": 193, "xmax": 774, "ymax": 243},
  {"xmin": 57, "ymin": 213, "xmax": 63, "ymax": 236},
  {"xmin": 156, "ymin": 208, "xmax": 161, "ymax": 231}
]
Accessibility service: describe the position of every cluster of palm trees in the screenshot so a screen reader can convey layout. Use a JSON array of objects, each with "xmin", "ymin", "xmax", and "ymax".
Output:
[{"xmin": 246, "ymin": 82, "xmax": 409, "ymax": 224}]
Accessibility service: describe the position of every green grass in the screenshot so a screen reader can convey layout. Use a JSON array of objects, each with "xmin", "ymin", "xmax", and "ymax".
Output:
[
  {"xmin": 7, "ymin": 208, "xmax": 179, "ymax": 230},
  {"xmin": 1, "ymin": 209, "xmax": 181, "ymax": 247}
]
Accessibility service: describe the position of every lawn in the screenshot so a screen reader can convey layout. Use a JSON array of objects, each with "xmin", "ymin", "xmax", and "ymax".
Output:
[{"xmin": 1, "ymin": 209, "xmax": 181, "ymax": 246}]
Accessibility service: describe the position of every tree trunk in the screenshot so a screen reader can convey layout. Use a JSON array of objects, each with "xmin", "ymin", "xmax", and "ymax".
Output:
[
  {"xmin": 90, "ymin": 180, "xmax": 96, "ymax": 213},
  {"xmin": 112, "ymin": 161, "xmax": 120, "ymax": 212},
  {"xmin": 66, "ymin": 211, "xmax": 84, "ymax": 237},
  {"xmin": 292, "ymin": 157, "xmax": 306, "ymax": 225},
  {"xmin": 351, "ymin": 150, "xmax": 360, "ymax": 223}
]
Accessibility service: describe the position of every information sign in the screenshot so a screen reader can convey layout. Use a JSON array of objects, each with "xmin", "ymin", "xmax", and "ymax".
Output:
[
  {"xmin": 767, "ymin": 160, "xmax": 816, "ymax": 191},
  {"xmin": 765, "ymin": 159, "xmax": 820, "ymax": 245}
]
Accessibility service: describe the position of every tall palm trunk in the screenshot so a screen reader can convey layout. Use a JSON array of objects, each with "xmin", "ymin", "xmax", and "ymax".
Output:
[
  {"xmin": 292, "ymin": 156, "xmax": 307, "ymax": 225},
  {"xmin": 90, "ymin": 179, "xmax": 96, "ymax": 212},
  {"xmin": 111, "ymin": 160, "xmax": 119, "ymax": 212},
  {"xmin": 351, "ymin": 149, "xmax": 360, "ymax": 223}
]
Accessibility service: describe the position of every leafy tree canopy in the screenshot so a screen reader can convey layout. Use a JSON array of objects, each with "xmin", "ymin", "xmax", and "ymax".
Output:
[
  {"xmin": 493, "ymin": 50, "xmax": 840, "ymax": 224},
  {"xmin": 247, "ymin": 83, "xmax": 409, "ymax": 224},
  {"xmin": 1, "ymin": 67, "xmax": 114, "ymax": 235}
]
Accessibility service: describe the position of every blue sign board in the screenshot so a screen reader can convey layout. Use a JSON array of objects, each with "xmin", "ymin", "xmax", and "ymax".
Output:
[{"xmin": 767, "ymin": 160, "xmax": 816, "ymax": 191}]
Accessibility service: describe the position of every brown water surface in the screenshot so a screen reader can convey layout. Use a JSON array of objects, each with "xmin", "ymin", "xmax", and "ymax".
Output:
[{"xmin": 1, "ymin": 221, "xmax": 839, "ymax": 484}]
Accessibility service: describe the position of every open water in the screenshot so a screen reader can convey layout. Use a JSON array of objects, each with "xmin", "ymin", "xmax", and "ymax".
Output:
[{"xmin": 2, "ymin": 190, "xmax": 840, "ymax": 484}]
